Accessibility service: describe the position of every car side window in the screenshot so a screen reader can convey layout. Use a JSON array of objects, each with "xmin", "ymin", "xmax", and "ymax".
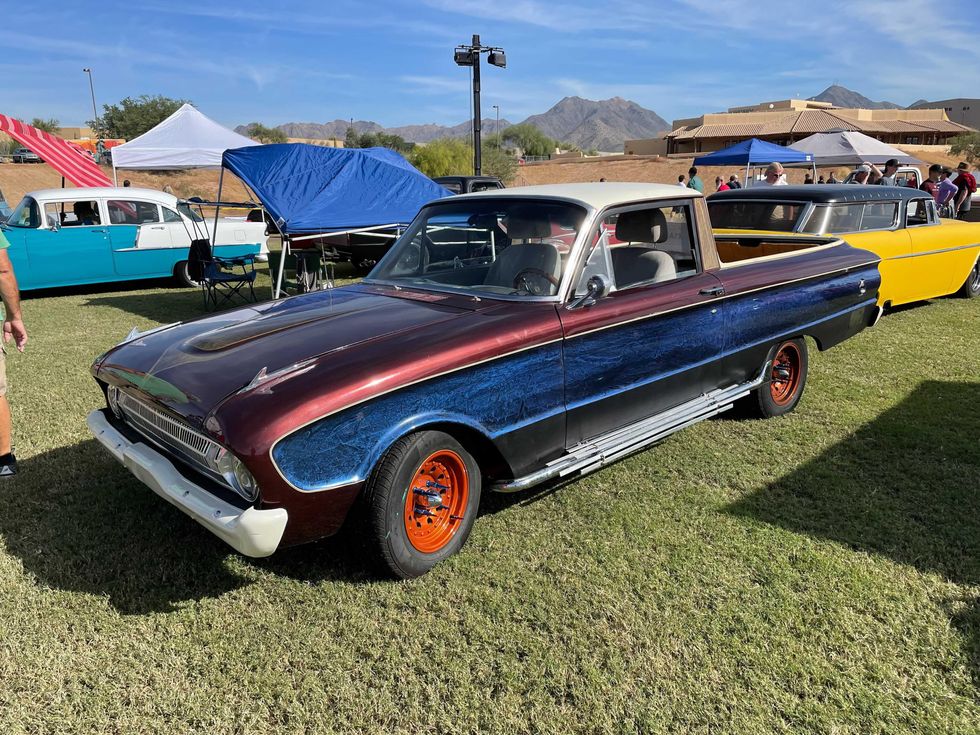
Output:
[
  {"xmin": 44, "ymin": 200, "xmax": 101, "ymax": 227},
  {"xmin": 162, "ymin": 207, "xmax": 183, "ymax": 223},
  {"xmin": 859, "ymin": 202, "xmax": 898, "ymax": 231},
  {"xmin": 610, "ymin": 203, "xmax": 700, "ymax": 291},
  {"xmin": 107, "ymin": 200, "xmax": 161, "ymax": 225},
  {"xmin": 906, "ymin": 200, "xmax": 933, "ymax": 227}
]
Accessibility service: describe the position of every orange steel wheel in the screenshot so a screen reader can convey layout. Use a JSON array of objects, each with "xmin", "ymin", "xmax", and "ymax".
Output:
[
  {"xmin": 403, "ymin": 450, "xmax": 470, "ymax": 553},
  {"xmin": 770, "ymin": 342, "xmax": 802, "ymax": 406}
]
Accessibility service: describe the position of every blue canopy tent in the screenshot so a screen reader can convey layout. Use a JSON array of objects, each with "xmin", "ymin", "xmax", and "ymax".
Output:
[
  {"xmin": 693, "ymin": 138, "xmax": 814, "ymax": 187},
  {"xmin": 217, "ymin": 143, "xmax": 450, "ymax": 297}
]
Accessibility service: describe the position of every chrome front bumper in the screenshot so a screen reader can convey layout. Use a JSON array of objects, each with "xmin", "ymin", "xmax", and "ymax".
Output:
[{"xmin": 87, "ymin": 410, "xmax": 287, "ymax": 558}]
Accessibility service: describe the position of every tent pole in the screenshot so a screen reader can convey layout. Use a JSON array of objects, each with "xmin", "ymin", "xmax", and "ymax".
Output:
[
  {"xmin": 112, "ymin": 163, "xmax": 117, "ymax": 187},
  {"xmin": 274, "ymin": 235, "xmax": 289, "ymax": 299},
  {"xmin": 212, "ymin": 168, "xmax": 224, "ymax": 251}
]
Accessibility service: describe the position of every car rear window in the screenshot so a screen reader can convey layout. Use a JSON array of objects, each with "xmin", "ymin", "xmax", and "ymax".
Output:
[{"xmin": 707, "ymin": 201, "xmax": 804, "ymax": 232}]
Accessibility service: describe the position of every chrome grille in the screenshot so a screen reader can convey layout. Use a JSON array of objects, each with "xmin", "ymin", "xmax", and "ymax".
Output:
[{"xmin": 117, "ymin": 391, "xmax": 219, "ymax": 470}]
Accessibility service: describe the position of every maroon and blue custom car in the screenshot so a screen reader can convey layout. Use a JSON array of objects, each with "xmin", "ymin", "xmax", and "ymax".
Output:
[{"xmin": 88, "ymin": 183, "xmax": 881, "ymax": 578}]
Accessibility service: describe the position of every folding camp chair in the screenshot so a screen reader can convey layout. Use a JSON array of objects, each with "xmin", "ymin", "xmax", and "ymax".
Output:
[{"xmin": 188, "ymin": 238, "xmax": 258, "ymax": 310}]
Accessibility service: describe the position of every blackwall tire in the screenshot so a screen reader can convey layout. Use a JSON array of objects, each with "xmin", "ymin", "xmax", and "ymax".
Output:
[
  {"xmin": 173, "ymin": 260, "xmax": 199, "ymax": 288},
  {"xmin": 364, "ymin": 430, "xmax": 482, "ymax": 579},
  {"xmin": 956, "ymin": 259, "xmax": 980, "ymax": 299}
]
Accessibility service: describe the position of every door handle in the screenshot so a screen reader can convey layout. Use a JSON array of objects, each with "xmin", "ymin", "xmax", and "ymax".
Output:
[
  {"xmin": 148, "ymin": 226, "xmax": 165, "ymax": 230},
  {"xmin": 699, "ymin": 285, "xmax": 725, "ymax": 297},
  {"xmin": 91, "ymin": 228, "xmax": 107, "ymax": 233}
]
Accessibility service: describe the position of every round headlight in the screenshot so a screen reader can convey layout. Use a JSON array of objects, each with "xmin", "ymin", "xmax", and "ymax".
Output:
[
  {"xmin": 107, "ymin": 385, "xmax": 122, "ymax": 418},
  {"xmin": 233, "ymin": 461, "xmax": 259, "ymax": 501},
  {"xmin": 214, "ymin": 449, "xmax": 259, "ymax": 501}
]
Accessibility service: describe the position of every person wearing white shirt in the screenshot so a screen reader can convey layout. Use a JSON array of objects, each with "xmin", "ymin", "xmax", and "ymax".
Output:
[{"xmin": 759, "ymin": 162, "xmax": 788, "ymax": 186}]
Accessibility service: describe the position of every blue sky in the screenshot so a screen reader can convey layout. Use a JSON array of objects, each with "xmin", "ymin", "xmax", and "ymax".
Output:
[{"xmin": 4, "ymin": 0, "xmax": 978, "ymax": 130}]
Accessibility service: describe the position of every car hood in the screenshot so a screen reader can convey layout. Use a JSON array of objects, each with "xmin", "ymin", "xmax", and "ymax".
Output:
[{"xmin": 96, "ymin": 284, "xmax": 480, "ymax": 425}]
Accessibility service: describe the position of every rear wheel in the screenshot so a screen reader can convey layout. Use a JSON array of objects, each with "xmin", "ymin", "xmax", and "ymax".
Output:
[
  {"xmin": 750, "ymin": 338, "xmax": 808, "ymax": 418},
  {"xmin": 364, "ymin": 430, "xmax": 481, "ymax": 579},
  {"xmin": 956, "ymin": 259, "xmax": 980, "ymax": 298},
  {"xmin": 173, "ymin": 260, "xmax": 199, "ymax": 288}
]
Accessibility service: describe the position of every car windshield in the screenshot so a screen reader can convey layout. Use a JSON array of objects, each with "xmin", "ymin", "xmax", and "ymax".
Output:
[
  {"xmin": 4, "ymin": 197, "xmax": 40, "ymax": 228},
  {"xmin": 368, "ymin": 198, "xmax": 587, "ymax": 299},
  {"xmin": 707, "ymin": 200, "xmax": 806, "ymax": 232}
]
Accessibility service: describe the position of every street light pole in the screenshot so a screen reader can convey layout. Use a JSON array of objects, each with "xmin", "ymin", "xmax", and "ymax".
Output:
[
  {"xmin": 82, "ymin": 67, "xmax": 101, "ymax": 161},
  {"xmin": 454, "ymin": 36, "xmax": 506, "ymax": 177}
]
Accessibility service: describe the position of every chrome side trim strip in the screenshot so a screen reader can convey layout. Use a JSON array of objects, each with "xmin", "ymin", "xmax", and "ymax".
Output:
[
  {"xmin": 492, "ymin": 374, "xmax": 764, "ymax": 493},
  {"xmin": 887, "ymin": 242, "xmax": 980, "ymax": 260}
]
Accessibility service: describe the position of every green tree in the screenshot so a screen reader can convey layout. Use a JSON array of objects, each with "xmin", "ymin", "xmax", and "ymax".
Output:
[
  {"xmin": 94, "ymin": 95, "xmax": 190, "ymax": 140},
  {"xmin": 480, "ymin": 143, "xmax": 518, "ymax": 182},
  {"xmin": 409, "ymin": 138, "xmax": 472, "ymax": 178},
  {"xmin": 501, "ymin": 123, "xmax": 556, "ymax": 157},
  {"xmin": 344, "ymin": 125, "xmax": 360, "ymax": 149},
  {"xmin": 243, "ymin": 123, "xmax": 287, "ymax": 144},
  {"xmin": 30, "ymin": 117, "xmax": 60, "ymax": 134},
  {"xmin": 949, "ymin": 132, "xmax": 980, "ymax": 164},
  {"xmin": 347, "ymin": 130, "xmax": 415, "ymax": 155}
]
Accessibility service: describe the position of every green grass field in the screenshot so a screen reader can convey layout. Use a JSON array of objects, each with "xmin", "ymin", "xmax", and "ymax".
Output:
[{"xmin": 0, "ymin": 267, "xmax": 977, "ymax": 734}]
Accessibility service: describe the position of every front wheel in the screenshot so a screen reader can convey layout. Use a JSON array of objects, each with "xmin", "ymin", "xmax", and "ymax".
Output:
[
  {"xmin": 956, "ymin": 259, "xmax": 980, "ymax": 299},
  {"xmin": 365, "ymin": 430, "xmax": 482, "ymax": 579},
  {"xmin": 749, "ymin": 338, "xmax": 808, "ymax": 418},
  {"xmin": 173, "ymin": 260, "xmax": 200, "ymax": 288}
]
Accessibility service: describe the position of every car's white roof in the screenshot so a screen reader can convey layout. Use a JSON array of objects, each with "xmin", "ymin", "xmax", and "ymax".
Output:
[
  {"xmin": 452, "ymin": 182, "xmax": 701, "ymax": 210},
  {"xmin": 25, "ymin": 187, "xmax": 179, "ymax": 206}
]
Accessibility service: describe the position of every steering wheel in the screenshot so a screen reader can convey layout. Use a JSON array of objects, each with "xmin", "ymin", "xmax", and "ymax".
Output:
[{"xmin": 513, "ymin": 267, "xmax": 559, "ymax": 296}]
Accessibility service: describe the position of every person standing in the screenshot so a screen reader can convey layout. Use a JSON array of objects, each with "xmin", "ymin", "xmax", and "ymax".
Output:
[
  {"xmin": 919, "ymin": 164, "xmax": 942, "ymax": 201},
  {"xmin": 760, "ymin": 162, "xmax": 788, "ymax": 186},
  {"xmin": 937, "ymin": 168, "xmax": 959, "ymax": 215},
  {"xmin": 677, "ymin": 174, "xmax": 687, "ymax": 188},
  {"xmin": 0, "ymin": 229, "xmax": 27, "ymax": 477},
  {"xmin": 687, "ymin": 167, "xmax": 704, "ymax": 193},
  {"xmin": 827, "ymin": 172, "xmax": 840, "ymax": 184},
  {"xmin": 849, "ymin": 164, "xmax": 871, "ymax": 184},
  {"xmin": 727, "ymin": 174, "xmax": 741, "ymax": 189},
  {"xmin": 952, "ymin": 162, "xmax": 977, "ymax": 220},
  {"xmin": 871, "ymin": 158, "xmax": 900, "ymax": 186},
  {"xmin": 714, "ymin": 176, "xmax": 730, "ymax": 192}
]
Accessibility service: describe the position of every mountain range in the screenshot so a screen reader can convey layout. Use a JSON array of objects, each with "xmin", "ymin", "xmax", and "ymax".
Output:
[
  {"xmin": 240, "ymin": 86, "xmax": 967, "ymax": 152},
  {"xmin": 237, "ymin": 96, "xmax": 670, "ymax": 152},
  {"xmin": 807, "ymin": 84, "xmax": 903, "ymax": 109}
]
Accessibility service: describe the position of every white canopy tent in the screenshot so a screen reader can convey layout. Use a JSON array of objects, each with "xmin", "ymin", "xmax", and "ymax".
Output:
[
  {"xmin": 110, "ymin": 103, "xmax": 259, "ymax": 182},
  {"xmin": 788, "ymin": 131, "xmax": 922, "ymax": 167}
]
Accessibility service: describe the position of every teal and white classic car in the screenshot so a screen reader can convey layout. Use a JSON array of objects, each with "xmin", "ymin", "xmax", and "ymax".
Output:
[{"xmin": 0, "ymin": 187, "xmax": 268, "ymax": 290}]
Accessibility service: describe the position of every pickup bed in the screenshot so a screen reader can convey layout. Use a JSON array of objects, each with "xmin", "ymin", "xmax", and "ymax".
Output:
[{"xmin": 89, "ymin": 182, "xmax": 881, "ymax": 577}]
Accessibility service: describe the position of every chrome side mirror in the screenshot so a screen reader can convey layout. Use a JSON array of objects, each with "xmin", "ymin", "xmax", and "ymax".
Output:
[{"xmin": 567, "ymin": 274, "xmax": 611, "ymax": 310}]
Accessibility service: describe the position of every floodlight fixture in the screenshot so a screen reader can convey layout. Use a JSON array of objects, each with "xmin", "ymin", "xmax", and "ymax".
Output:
[
  {"xmin": 487, "ymin": 50, "xmax": 506, "ymax": 68},
  {"xmin": 454, "ymin": 49, "xmax": 475, "ymax": 66}
]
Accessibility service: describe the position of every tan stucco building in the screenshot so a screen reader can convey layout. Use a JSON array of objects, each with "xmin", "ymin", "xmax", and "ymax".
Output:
[{"xmin": 658, "ymin": 99, "xmax": 973, "ymax": 155}]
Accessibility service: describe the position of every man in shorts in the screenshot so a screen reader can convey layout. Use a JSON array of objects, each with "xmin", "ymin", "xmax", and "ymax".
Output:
[{"xmin": 0, "ymin": 229, "xmax": 28, "ymax": 476}]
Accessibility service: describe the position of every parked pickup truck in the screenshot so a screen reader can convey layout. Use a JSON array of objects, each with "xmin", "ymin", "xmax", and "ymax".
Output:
[
  {"xmin": 1, "ymin": 187, "xmax": 268, "ymax": 290},
  {"xmin": 432, "ymin": 175, "xmax": 505, "ymax": 194},
  {"xmin": 87, "ymin": 183, "xmax": 881, "ymax": 577}
]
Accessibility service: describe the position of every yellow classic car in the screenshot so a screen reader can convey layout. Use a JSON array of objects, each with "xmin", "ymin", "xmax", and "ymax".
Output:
[{"xmin": 707, "ymin": 185, "xmax": 980, "ymax": 307}]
